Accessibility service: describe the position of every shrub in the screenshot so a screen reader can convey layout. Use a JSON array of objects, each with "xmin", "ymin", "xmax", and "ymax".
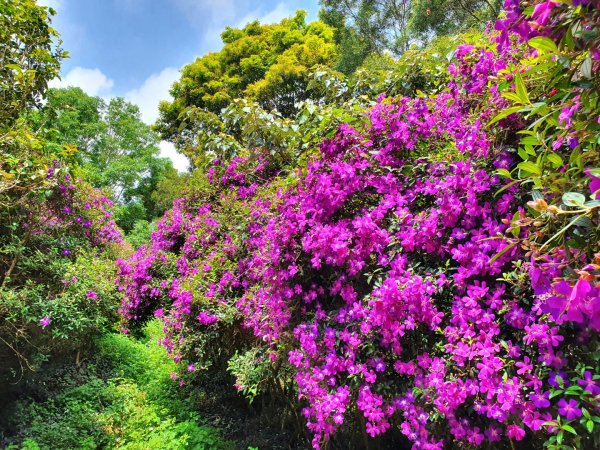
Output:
[
  {"xmin": 116, "ymin": 1, "xmax": 599, "ymax": 449},
  {"xmin": 6, "ymin": 321, "xmax": 229, "ymax": 450}
]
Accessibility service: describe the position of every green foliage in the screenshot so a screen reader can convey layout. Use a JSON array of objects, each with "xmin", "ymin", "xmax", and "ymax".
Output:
[
  {"xmin": 5, "ymin": 321, "xmax": 230, "ymax": 450},
  {"xmin": 157, "ymin": 11, "xmax": 336, "ymax": 146},
  {"xmin": 409, "ymin": 0, "xmax": 502, "ymax": 43},
  {"xmin": 319, "ymin": 0, "xmax": 502, "ymax": 62},
  {"xmin": 318, "ymin": 7, "xmax": 370, "ymax": 74},
  {"xmin": 492, "ymin": 4, "xmax": 600, "ymax": 271},
  {"xmin": 354, "ymin": 32, "xmax": 471, "ymax": 97},
  {"xmin": 320, "ymin": 0, "xmax": 411, "ymax": 55},
  {"xmin": 227, "ymin": 347, "xmax": 294, "ymax": 406},
  {"xmin": 42, "ymin": 252, "xmax": 121, "ymax": 341},
  {"xmin": 0, "ymin": 0, "xmax": 66, "ymax": 127},
  {"xmin": 126, "ymin": 220, "xmax": 155, "ymax": 249},
  {"xmin": 150, "ymin": 170, "xmax": 190, "ymax": 216},
  {"xmin": 115, "ymin": 201, "xmax": 147, "ymax": 233},
  {"xmin": 31, "ymin": 87, "xmax": 176, "ymax": 225}
]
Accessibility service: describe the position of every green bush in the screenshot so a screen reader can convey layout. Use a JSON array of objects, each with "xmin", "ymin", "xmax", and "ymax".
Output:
[
  {"xmin": 125, "ymin": 220, "xmax": 155, "ymax": 249},
  {"xmin": 5, "ymin": 321, "xmax": 229, "ymax": 450}
]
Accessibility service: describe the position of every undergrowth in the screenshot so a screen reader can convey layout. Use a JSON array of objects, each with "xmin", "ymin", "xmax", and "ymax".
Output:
[{"xmin": 4, "ymin": 320, "xmax": 231, "ymax": 450}]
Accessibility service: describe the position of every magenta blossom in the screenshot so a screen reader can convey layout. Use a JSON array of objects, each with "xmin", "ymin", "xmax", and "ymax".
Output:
[
  {"xmin": 506, "ymin": 424, "xmax": 526, "ymax": 441},
  {"xmin": 557, "ymin": 398, "xmax": 582, "ymax": 420},
  {"xmin": 39, "ymin": 316, "xmax": 51, "ymax": 328},
  {"xmin": 196, "ymin": 311, "xmax": 219, "ymax": 325},
  {"xmin": 531, "ymin": 1, "xmax": 559, "ymax": 26},
  {"xmin": 577, "ymin": 371, "xmax": 600, "ymax": 396},
  {"xmin": 584, "ymin": 169, "xmax": 600, "ymax": 199}
]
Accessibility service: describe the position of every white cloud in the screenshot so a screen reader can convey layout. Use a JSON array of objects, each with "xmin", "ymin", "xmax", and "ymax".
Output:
[
  {"xmin": 236, "ymin": 2, "xmax": 294, "ymax": 28},
  {"xmin": 49, "ymin": 67, "xmax": 114, "ymax": 96},
  {"xmin": 125, "ymin": 68, "xmax": 189, "ymax": 172},
  {"xmin": 124, "ymin": 67, "xmax": 180, "ymax": 125},
  {"xmin": 159, "ymin": 141, "xmax": 189, "ymax": 172}
]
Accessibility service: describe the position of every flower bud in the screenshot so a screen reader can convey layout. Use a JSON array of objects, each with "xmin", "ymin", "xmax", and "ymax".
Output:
[{"xmin": 527, "ymin": 198, "xmax": 548, "ymax": 212}]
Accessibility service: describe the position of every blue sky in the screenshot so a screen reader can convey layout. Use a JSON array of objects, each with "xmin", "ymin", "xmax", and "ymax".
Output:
[{"xmin": 39, "ymin": 0, "xmax": 320, "ymax": 169}]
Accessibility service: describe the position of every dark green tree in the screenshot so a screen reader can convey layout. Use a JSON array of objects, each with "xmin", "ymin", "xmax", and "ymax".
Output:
[
  {"xmin": 409, "ymin": 0, "xmax": 502, "ymax": 42},
  {"xmin": 318, "ymin": 7, "xmax": 371, "ymax": 74},
  {"xmin": 320, "ymin": 0, "xmax": 413, "ymax": 55}
]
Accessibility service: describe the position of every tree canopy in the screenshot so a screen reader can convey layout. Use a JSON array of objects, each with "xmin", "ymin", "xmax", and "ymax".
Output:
[
  {"xmin": 156, "ymin": 11, "xmax": 336, "ymax": 145},
  {"xmin": 0, "ymin": 0, "xmax": 65, "ymax": 127},
  {"xmin": 319, "ymin": 0, "xmax": 503, "ymax": 59},
  {"xmin": 32, "ymin": 87, "xmax": 176, "ymax": 229}
]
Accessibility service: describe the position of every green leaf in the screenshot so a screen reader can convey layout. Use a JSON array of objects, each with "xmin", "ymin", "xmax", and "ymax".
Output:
[
  {"xmin": 496, "ymin": 169, "xmax": 513, "ymax": 179},
  {"xmin": 546, "ymin": 153, "xmax": 563, "ymax": 168},
  {"xmin": 518, "ymin": 161, "xmax": 542, "ymax": 175},
  {"xmin": 489, "ymin": 106, "xmax": 523, "ymax": 126},
  {"xmin": 562, "ymin": 192, "xmax": 586, "ymax": 206},
  {"xmin": 490, "ymin": 241, "xmax": 517, "ymax": 264},
  {"xmin": 586, "ymin": 420, "xmax": 594, "ymax": 433},
  {"xmin": 494, "ymin": 179, "xmax": 521, "ymax": 197},
  {"xmin": 549, "ymin": 389, "xmax": 564, "ymax": 399},
  {"xmin": 514, "ymin": 72, "xmax": 530, "ymax": 105},
  {"xmin": 520, "ymin": 135, "xmax": 539, "ymax": 146},
  {"xmin": 502, "ymin": 92, "xmax": 523, "ymax": 103},
  {"xmin": 529, "ymin": 36, "xmax": 559, "ymax": 54},
  {"xmin": 562, "ymin": 424, "xmax": 577, "ymax": 435},
  {"xmin": 518, "ymin": 148, "xmax": 530, "ymax": 161}
]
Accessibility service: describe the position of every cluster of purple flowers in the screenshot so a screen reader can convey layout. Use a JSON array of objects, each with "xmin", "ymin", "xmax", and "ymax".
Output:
[
  {"xmin": 33, "ymin": 171, "xmax": 123, "ymax": 328},
  {"xmin": 116, "ymin": 1, "xmax": 599, "ymax": 448}
]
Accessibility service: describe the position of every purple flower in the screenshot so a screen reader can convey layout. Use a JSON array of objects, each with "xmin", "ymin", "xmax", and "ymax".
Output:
[
  {"xmin": 39, "ymin": 316, "xmax": 51, "ymax": 328},
  {"xmin": 531, "ymin": 1, "xmax": 559, "ymax": 26},
  {"xmin": 529, "ymin": 391, "xmax": 550, "ymax": 408},
  {"xmin": 577, "ymin": 371, "xmax": 600, "ymax": 395},
  {"xmin": 196, "ymin": 311, "xmax": 219, "ymax": 326},
  {"xmin": 548, "ymin": 371, "xmax": 569, "ymax": 388},
  {"xmin": 86, "ymin": 290, "xmax": 98, "ymax": 300},
  {"xmin": 584, "ymin": 169, "xmax": 600, "ymax": 199},
  {"xmin": 557, "ymin": 398, "xmax": 582, "ymax": 420},
  {"xmin": 62, "ymin": 248, "xmax": 71, "ymax": 256},
  {"xmin": 506, "ymin": 424, "xmax": 526, "ymax": 441}
]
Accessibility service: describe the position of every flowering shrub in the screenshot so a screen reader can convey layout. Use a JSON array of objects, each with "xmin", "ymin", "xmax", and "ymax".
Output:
[
  {"xmin": 1, "ymin": 138, "xmax": 124, "ymax": 375},
  {"xmin": 493, "ymin": 0, "xmax": 600, "ymax": 338},
  {"xmin": 117, "ymin": 1, "xmax": 599, "ymax": 449}
]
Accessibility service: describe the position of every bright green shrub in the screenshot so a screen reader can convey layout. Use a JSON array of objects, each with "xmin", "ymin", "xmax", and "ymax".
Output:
[{"xmin": 6, "ymin": 321, "xmax": 229, "ymax": 450}]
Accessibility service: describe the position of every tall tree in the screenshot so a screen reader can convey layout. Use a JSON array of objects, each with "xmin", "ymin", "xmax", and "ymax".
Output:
[
  {"xmin": 0, "ymin": 0, "xmax": 65, "ymax": 126},
  {"xmin": 32, "ymin": 87, "xmax": 175, "ymax": 229},
  {"xmin": 157, "ymin": 11, "xmax": 336, "ymax": 148},
  {"xmin": 320, "ymin": 0, "xmax": 413, "ymax": 55},
  {"xmin": 409, "ymin": 0, "xmax": 502, "ymax": 42},
  {"xmin": 320, "ymin": 0, "xmax": 503, "ymax": 56}
]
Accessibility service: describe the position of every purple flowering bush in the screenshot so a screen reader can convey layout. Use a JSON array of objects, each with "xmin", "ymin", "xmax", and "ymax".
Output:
[
  {"xmin": 0, "ymin": 139, "xmax": 124, "ymax": 375},
  {"xmin": 117, "ymin": 1, "xmax": 599, "ymax": 449}
]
